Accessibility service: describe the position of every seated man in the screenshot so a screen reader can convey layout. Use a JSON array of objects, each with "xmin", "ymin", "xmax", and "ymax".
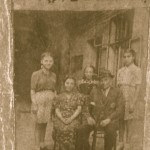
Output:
[{"xmin": 90, "ymin": 69, "xmax": 125, "ymax": 150}]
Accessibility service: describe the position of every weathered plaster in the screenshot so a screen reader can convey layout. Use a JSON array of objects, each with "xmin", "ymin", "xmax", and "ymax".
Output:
[
  {"xmin": 13, "ymin": 0, "xmax": 149, "ymax": 11},
  {"xmin": 143, "ymin": 8, "xmax": 150, "ymax": 150},
  {"xmin": 0, "ymin": 0, "xmax": 14, "ymax": 150}
]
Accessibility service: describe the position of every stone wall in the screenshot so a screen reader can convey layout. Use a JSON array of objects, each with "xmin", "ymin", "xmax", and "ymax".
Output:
[{"xmin": 0, "ymin": 0, "xmax": 14, "ymax": 150}]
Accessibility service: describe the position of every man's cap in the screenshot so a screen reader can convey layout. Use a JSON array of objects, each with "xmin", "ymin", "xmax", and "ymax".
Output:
[{"xmin": 99, "ymin": 68, "xmax": 114, "ymax": 79}]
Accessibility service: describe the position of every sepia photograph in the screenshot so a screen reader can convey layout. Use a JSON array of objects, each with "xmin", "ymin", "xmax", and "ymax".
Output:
[{"xmin": 13, "ymin": 7, "xmax": 149, "ymax": 150}]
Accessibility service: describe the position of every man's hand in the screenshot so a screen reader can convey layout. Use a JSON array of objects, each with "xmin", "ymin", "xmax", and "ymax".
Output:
[
  {"xmin": 87, "ymin": 117, "xmax": 96, "ymax": 126},
  {"xmin": 100, "ymin": 118, "xmax": 111, "ymax": 127}
]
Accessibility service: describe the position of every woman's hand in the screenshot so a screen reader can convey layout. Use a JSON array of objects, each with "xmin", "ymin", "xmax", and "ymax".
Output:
[
  {"xmin": 65, "ymin": 106, "xmax": 81, "ymax": 125},
  {"xmin": 60, "ymin": 117, "xmax": 67, "ymax": 124},
  {"xmin": 87, "ymin": 117, "xmax": 96, "ymax": 126},
  {"xmin": 55, "ymin": 108, "xmax": 67, "ymax": 124},
  {"xmin": 65, "ymin": 118, "xmax": 73, "ymax": 125}
]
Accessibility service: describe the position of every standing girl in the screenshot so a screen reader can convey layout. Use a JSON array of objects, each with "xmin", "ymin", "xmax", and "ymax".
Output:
[
  {"xmin": 117, "ymin": 49, "xmax": 142, "ymax": 150},
  {"xmin": 53, "ymin": 76, "xmax": 82, "ymax": 150},
  {"xmin": 76, "ymin": 66, "xmax": 98, "ymax": 150},
  {"xmin": 31, "ymin": 52, "xmax": 56, "ymax": 150}
]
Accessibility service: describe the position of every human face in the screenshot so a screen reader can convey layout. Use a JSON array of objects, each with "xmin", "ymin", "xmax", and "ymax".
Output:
[
  {"xmin": 100, "ymin": 77, "xmax": 112, "ymax": 90},
  {"xmin": 65, "ymin": 78, "xmax": 75, "ymax": 92},
  {"xmin": 123, "ymin": 52, "xmax": 134, "ymax": 67},
  {"xmin": 41, "ymin": 56, "xmax": 54, "ymax": 70},
  {"xmin": 84, "ymin": 67, "xmax": 94, "ymax": 80}
]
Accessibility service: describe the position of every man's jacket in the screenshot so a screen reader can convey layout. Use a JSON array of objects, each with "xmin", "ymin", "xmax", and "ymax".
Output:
[{"xmin": 90, "ymin": 86, "xmax": 125, "ymax": 128}]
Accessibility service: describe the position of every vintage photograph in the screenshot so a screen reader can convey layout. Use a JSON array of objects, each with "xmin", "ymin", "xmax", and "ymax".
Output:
[{"xmin": 14, "ymin": 8, "xmax": 149, "ymax": 150}]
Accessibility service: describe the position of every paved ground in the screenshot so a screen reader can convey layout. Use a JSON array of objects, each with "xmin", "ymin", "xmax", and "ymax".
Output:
[{"xmin": 15, "ymin": 100, "xmax": 144, "ymax": 150}]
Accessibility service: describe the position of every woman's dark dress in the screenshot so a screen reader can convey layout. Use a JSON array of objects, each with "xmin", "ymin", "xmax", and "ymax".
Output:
[{"xmin": 76, "ymin": 79, "xmax": 98, "ymax": 150}]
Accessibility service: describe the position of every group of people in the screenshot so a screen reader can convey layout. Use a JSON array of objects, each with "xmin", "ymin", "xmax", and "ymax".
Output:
[{"xmin": 30, "ymin": 48, "xmax": 142, "ymax": 150}]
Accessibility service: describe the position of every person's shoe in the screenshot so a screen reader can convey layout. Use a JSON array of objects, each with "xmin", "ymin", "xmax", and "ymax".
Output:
[{"xmin": 116, "ymin": 142, "xmax": 124, "ymax": 150}]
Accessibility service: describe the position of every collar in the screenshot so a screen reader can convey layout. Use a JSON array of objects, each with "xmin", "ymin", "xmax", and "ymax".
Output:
[
  {"xmin": 41, "ymin": 68, "xmax": 51, "ymax": 75},
  {"xmin": 101, "ymin": 87, "xmax": 111, "ymax": 97},
  {"xmin": 125, "ymin": 63, "xmax": 135, "ymax": 70}
]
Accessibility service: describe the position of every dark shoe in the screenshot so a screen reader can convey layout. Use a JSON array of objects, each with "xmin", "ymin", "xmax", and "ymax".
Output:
[
  {"xmin": 40, "ymin": 147, "xmax": 49, "ymax": 150},
  {"xmin": 116, "ymin": 142, "xmax": 124, "ymax": 150}
]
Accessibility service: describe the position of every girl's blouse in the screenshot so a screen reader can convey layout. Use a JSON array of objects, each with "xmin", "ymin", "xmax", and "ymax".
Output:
[
  {"xmin": 31, "ymin": 69, "xmax": 56, "ymax": 92},
  {"xmin": 77, "ymin": 79, "xmax": 98, "ymax": 95},
  {"xmin": 117, "ymin": 63, "xmax": 142, "ymax": 87}
]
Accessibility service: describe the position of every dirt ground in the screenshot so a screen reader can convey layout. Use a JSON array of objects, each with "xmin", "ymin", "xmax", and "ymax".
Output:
[{"xmin": 15, "ymin": 100, "xmax": 144, "ymax": 150}]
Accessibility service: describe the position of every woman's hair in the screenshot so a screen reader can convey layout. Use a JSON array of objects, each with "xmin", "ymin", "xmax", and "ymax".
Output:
[
  {"xmin": 124, "ymin": 48, "xmax": 136, "ymax": 64},
  {"xmin": 64, "ymin": 75, "xmax": 76, "ymax": 84},
  {"xmin": 41, "ymin": 52, "xmax": 54, "ymax": 61},
  {"xmin": 83, "ymin": 65, "xmax": 97, "ymax": 80},
  {"xmin": 124, "ymin": 48, "xmax": 136, "ymax": 58},
  {"xmin": 60, "ymin": 75, "xmax": 76, "ymax": 93}
]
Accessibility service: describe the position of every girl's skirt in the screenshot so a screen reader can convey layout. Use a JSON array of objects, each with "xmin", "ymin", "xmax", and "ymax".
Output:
[{"xmin": 31, "ymin": 90, "xmax": 55, "ymax": 123}]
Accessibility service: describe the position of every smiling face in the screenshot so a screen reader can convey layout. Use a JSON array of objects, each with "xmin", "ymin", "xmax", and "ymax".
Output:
[
  {"xmin": 84, "ymin": 67, "xmax": 94, "ymax": 80},
  {"xmin": 100, "ymin": 76, "xmax": 112, "ymax": 90},
  {"xmin": 123, "ymin": 52, "xmax": 134, "ymax": 67},
  {"xmin": 65, "ymin": 78, "xmax": 75, "ymax": 92},
  {"xmin": 41, "ymin": 55, "xmax": 54, "ymax": 70}
]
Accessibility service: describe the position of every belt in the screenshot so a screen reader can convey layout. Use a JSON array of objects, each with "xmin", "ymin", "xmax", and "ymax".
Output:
[{"xmin": 36, "ymin": 89, "xmax": 55, "ymax": 92}]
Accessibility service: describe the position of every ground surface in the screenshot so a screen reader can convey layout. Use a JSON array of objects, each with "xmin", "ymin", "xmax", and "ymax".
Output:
[{"xmin": 16, "ymin": 100, "xmax": 144, "ymax": 150}]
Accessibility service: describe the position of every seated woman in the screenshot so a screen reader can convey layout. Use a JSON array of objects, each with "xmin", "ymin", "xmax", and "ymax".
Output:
[
  {"xmin": 76, "ymin": 65, "xmax": 98, "ymax": 150},
  {"xmin": 53, "ymin": 76, "xmax": 82, "ymax": 150}
]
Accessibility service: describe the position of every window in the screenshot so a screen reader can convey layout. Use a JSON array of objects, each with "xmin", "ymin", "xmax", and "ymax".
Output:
[{"xmin": 96, "ymin": 13, "xmax": 132, "ymax": 85}]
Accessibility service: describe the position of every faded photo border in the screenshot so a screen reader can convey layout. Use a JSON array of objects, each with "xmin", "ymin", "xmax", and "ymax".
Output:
[{"xmin": 0, "ymin": 0, "xmax": 150, "ymax": 150}]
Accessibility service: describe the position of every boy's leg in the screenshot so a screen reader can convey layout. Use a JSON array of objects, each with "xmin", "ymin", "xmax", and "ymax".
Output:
[
  {"xmin": 124, "ymin": 119, "xmax": 134, "ymax": 150},
  {"xmin": 117, "ymin": 119, "xmax": 125, "ymax": 150}
]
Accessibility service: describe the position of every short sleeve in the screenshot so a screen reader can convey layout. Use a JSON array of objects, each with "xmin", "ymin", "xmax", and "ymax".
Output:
[
  {"xmin": 135, "ymin": 68, "xmax": 142, "ymax": 85},
  {"xmin": 31, "ymin": 72, "xmax": 39, "ymax": 90}
]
